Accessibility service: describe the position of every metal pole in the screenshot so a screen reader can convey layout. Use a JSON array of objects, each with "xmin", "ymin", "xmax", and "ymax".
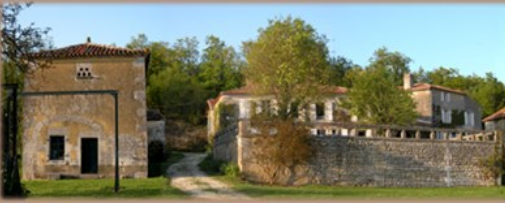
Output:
[{"xmin": 113, "ymin": 93, "xmax": 119, "ymax": 193}]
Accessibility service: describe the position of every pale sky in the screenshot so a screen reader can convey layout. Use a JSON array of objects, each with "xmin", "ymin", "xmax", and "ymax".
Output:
[{"xmin": 18, "ymin": 3, "xmax": 505, "ymax": 80}]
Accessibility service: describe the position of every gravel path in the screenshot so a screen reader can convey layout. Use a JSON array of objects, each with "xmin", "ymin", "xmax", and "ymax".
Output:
[{"xmin": 166, "ymin": 152, "xmax": 250, "ymax": 200}]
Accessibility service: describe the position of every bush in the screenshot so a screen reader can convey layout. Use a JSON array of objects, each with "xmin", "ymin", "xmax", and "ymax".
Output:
[{"xmin": 220, "ymin": 163, "xmax": 240, "ymax": 178}]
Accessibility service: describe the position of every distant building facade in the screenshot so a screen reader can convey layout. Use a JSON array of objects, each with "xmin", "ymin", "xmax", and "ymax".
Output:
[
  {"xmin": 22, "ymin": 40, "xmax": 150, "ymax": 179},
  {"xmin": 403, "ymin": 74, "xmax": 482, "ymax": 130}
]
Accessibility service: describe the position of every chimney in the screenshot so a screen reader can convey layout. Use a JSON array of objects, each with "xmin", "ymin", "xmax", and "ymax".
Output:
[{"xmin": 403, "ymin": 73, "xmax": 413, "ymax": 90}]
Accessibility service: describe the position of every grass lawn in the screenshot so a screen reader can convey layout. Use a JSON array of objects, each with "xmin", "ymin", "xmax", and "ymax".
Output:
[
  {"xmin": 218, "ymin": 176, "xmax": 505, "ymax": 200},
  {"xmin": 24, "ymin": 177, "xmax": 187, "ymax": 198},
  {"xmin": 24, "ymin": 152, "xmax": 188, "ymax": 199}
]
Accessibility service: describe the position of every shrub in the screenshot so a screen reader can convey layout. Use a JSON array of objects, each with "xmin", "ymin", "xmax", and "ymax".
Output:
[
  {"xmin": 249, "ymin": 117, "xmax": 313, "ymax": 185},
  {"xmin": 220, "ymin": 163, "xmax": 240, "ymax": 178}
]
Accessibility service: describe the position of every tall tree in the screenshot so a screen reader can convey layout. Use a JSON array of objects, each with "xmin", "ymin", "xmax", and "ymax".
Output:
[
  {"xmin": 170, "ymin": 37, "xmax": 200, "ymax": 76},
  {"xmin": 344, "ymin": 65, "xmax": 418, "ymax": 125},
  {"xmin": 243, "ymin": 16, "xmax": 331, "ymax": 120},
  {"xmin": 468, "ymin": 72, "xmax": 505, "ymax": 117},
  {"xmin": 368, "ymin": 47, "xmax": 411, "ymax": 86},
  {"xmin": 199, "ymin": 35, "xmax": 243, "ymax": 98},
  {"xmin": 2, "ymin": 2, "xmax": 52, "ymax": 83},
  {"xmin": 2, "ymin": 2, "xmax": 52, "ymax": 197},
  {"xmin": 147, "ymin": 68, "xmax": 206, "ymax": 125},
  {"xmin": 328, "ymin": 56, "xmax": 356, "ymax": 87}
]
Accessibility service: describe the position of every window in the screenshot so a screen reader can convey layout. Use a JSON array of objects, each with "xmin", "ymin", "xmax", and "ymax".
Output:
[
  {"xmin": 76, "ymin": 63, "xmax": 93, "ymax": 79},
  {"xmin": 49, "ymin": 136, "xmax": 65, "ymax": 160},
  {"xmin": 441, "ymin": 92, "xmax": 445, "ymax": 101},
  {"xmin": 441, "ymin": 109, "xmax": 452, "ymax": 124},
  {"xmin": 466, "ymin": 111, "xmax": 474, "ymax": 126},
  {"xmin": 446, "ymin": 93, "xmax": 451, "ymax": 102},
  {"xmin": 316, "ymin": 103, "xmax": 325, "ymax": 120}
]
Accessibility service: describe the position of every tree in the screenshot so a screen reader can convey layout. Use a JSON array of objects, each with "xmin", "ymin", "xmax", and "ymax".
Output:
[
  {"xmin": 126, "ymin": 34, "xmax": 170, "ymax": 79},
  {"xmin": 2, "ymin": 3, "xmax": 52, "ymax": 83},
  {"xmin": 243, "ymin": 16, "xmax": 331, "ymax": 120},
  {"xmin": 468, "ymin": 73, "xmax": 505, "ymax": 117},
  {"xmin": 199, "ymin": 35, "xmax": 244, "ymax": 98},
  {"xmin": 344, "ymin": 65, "xmax": 418, "ymax": 125},
  {"xmin": 368, "ymin": 47, "xmax": 411, "ymax": 86},
  {"xmin": 147, "ymin": 68, "xmax": 206, "ymax": 125},
  {"xmin": 169, "ymin": 37, "xmax": 200, "ymax": 77},
  {"xmin": 328, "ymin": 56, "xmax": 356, "ymax": 87},
  {"xmin": 2, "ymin": 2, "xmax": 52, "ymax": 197}
]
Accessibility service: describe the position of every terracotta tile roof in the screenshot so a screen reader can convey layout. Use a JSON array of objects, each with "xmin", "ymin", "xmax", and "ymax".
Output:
[
  {"xmin": 407, "ymin": 83, "xmax": 465, "ymax": 95},
  {"xmin": 482, "ymin": 107, "xmax": 505, "ymax": 122},
  {"xmin": 25, "ymin": 42, "xmax": 149, "ymax": 59}
]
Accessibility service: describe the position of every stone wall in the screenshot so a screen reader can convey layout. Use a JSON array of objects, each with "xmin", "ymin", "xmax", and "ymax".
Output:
[{"xmin": 218, "ymin": 121, "xmax": 501, "ymax": 187}]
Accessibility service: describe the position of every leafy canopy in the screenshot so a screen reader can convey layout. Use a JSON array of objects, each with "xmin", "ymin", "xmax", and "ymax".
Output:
[{"xmin": 243, "ymin": 16, "xmax": 331, "ymax": 120}]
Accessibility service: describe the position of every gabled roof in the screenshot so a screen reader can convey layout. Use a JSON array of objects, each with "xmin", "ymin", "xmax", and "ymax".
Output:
[
  {"xmin": 482, "ymin": 107, "xmax": 505, "ymax": 122},
  {"xmin": 407, "ymin": 83, "xmax": 466, "ymax": 95},
  {"xmin": 25, "ymin": 42, "xmax": 149, "ymax": 59}
]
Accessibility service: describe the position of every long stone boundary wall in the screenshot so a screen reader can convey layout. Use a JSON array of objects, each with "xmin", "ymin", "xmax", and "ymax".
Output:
[{"xmin": 212, "ymin": 120, "xmax": 502, "ymax": 187}]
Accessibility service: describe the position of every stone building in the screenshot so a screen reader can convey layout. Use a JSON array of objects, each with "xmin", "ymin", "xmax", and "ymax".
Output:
[
  {"xmin": 21, "ymin": 40, "xmax": 149, "ymax": 179},
  {"xmin": 403, "ymin": 74, "xmax": 482, "ymax": 130},
  {"xmin": 208, "ymin": 74, "xmax": 483, "ymax": 138},
  {"xmin": 207, "ymin": 85, "xmax": 349, "ymax": 138},
  {"xmin": 482, "ymin": 107, "xmax": 505, "ymax": 131}
]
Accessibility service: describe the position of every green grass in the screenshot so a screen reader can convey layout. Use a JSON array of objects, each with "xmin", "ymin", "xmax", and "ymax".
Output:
[
  {"xmin": 217, "ymin": 176, "xmax": 505, "ymax": 200},
  {"xmin": 24, "ymin": 152, "xmax": 188, "ymax": 199},
  {"xmin": 24, "ymin": 177, "xmax": 187, "ymax": 198}
]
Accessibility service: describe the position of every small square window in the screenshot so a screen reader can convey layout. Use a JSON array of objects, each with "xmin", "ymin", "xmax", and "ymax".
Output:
[{"xmin": 49, "ymin": 136, "xmax": 65, "ymax": 160}]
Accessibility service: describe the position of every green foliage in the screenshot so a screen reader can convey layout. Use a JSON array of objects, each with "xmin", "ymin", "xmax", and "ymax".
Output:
[
  {"xmin": 147, "ymin": 68, "xmax": 206, "ymax": 125},
  {"xmin": 199, "ymin": 35, "xmax": 244, "ymax": 99},
  {"xmin": 368, "ymin": 47, "xmax": 412, "ymax": 86},
  {"xmin": 220, "ymin": 163, "xmax": 240, "ymax": 178},
  {"xmin": 344, "ymin": 65, "xmax": 418, "ymax": 125},
  {"xmin": 328, "ymin": 56, "xmax": 359, "ymax": 87},
  {"xmin": 243, "ymin": 16, "xmax": 331, "ymax": 120}
]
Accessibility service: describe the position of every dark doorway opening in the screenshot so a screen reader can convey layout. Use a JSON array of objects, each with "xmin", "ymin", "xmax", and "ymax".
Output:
[{"xmin": 81, "ymin": 138, "xmax": 98, "ymax": 174}]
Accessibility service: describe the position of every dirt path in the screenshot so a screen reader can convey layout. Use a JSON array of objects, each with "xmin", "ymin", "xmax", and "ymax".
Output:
[{"xmin": 166, "ymin": 152, "xmax": 250, "ymax": 200}]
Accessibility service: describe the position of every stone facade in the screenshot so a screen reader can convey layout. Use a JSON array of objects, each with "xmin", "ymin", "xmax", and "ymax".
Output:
[
  {"xmin": 214, "ymin": 121, "xmax": 500, "ymax": 187},
  {"xmin": 22, "ymin": 43, "xmax": 149, "ymax": 180},
  {"xmin": 405, "ymin": 74, "xmax": 482, "ymax": 130}
]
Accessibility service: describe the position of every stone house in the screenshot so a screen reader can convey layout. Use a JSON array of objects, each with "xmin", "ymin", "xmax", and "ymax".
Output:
[
  {"xmin": 21, "ymin": 40, "xmax": 149, "ymax": 179},
  {"xmin": 482, "ymin": 107, "xmax": 505, "ymax": 131},
  {"xmin": 208, "ymin": 74, "xmax": 483, "ymax": 138},
  {"xmin": 207, "ymin": 85, "xmax": 349, "ymax": 137},
  {"xmin": 403, "ymin": 74, "xmax": 482, "ymax": 130}
]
